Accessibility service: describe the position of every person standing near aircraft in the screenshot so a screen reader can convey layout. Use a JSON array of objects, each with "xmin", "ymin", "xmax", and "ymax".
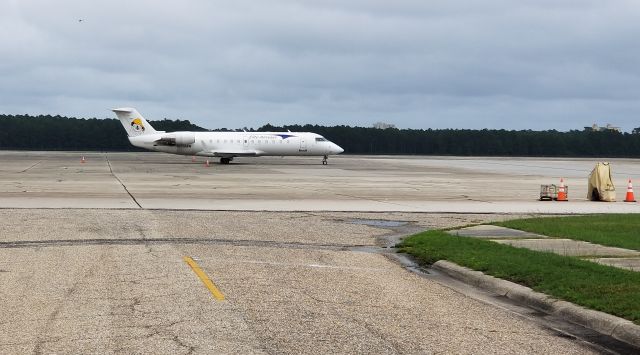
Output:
[{"xmin": 113, "ymin": 108, "xmax": 344, "ymax": 164}]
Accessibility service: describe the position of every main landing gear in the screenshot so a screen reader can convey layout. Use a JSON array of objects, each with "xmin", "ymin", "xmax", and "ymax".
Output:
[
  {"xmin": 220, "ymin": 157, "xmax": 233, "ymax": 164},
  {"xmin": 322, "ymin": 155, "xmax": 328, "ymax": 165}
]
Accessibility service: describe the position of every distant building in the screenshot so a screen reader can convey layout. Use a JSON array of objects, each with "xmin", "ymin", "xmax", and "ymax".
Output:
[
  {"xmin": 373, "ymin": 122, "xmax": 396, "ymax": 129},
  {"xmin": 584, "ymin": 123, "xmax": 621, "ymax": 133}
]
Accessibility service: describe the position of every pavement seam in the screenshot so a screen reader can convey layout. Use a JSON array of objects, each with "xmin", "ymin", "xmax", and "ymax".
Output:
[
  {"xmin": 0, "ymin": 237, "xmax": 369, "ymax": 251},
  {"xmin": 18, "ymin": 160, "xmax": 41, "ymax": 173},
  {"xmin": 432, "ymin": 260, "xmax": 640, "ymax": 348},
  {"xmin": 104, "ymin": 154, "xmax": 142, "ymax": 209},
  {"xmin": 0, "ymin": 206, "xmax": 608, "ymax": 215}
]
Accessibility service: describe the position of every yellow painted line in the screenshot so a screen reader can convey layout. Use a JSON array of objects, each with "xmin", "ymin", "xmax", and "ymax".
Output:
[{"xmin": 183, "ymin": 256, "xmax": 225, "ymax": 301}]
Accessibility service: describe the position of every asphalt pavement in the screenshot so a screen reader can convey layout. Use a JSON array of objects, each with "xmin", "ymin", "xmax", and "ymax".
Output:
[{"xmin": 2, "ymin": 152, "xmax": 636, "ymax": 353}]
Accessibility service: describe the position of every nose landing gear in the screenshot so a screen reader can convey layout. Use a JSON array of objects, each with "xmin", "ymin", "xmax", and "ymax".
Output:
[{"xmin": 322, "ymin": 155, "xmax": 328, "ymax": 165}]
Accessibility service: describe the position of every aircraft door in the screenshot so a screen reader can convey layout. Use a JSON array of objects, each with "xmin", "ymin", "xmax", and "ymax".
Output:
[{"xmin": 299, "ymin": 137, "xmax": 307, "ymax": 152}]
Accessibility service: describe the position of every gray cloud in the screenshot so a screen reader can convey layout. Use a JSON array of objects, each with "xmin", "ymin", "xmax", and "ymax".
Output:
[{"xmin": 2, "ymin": 0, "xmax": 640, "ymax": 131}]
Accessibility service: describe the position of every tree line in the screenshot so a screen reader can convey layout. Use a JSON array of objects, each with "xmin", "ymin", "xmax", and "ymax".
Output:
[
  {"xmin": 0, "ymin": 115, "xmax": 206, "ymax": 151},
  {"xmin": 2, "ymin": 114, "xmax": 640, "ymax": 157}
]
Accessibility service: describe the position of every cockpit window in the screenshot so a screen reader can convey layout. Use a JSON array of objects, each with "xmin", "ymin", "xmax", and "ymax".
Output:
[{"xmin": 315, "ymin": 137, "xmax": 327, "ymax": 142}]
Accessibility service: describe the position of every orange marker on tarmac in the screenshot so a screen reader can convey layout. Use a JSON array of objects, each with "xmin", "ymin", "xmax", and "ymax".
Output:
[
  {"xmin": 557, "ymin": 178, "xmax": 568, "ymax": 201},
  {"xmin": 625, "ymin": 179, "xmax": 636, "ymax": 202}
]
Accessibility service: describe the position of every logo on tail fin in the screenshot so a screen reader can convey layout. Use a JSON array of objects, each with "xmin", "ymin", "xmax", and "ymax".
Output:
[{"xmin": 131, "ymin": 118, "xmax": 145, "ymax": 132}]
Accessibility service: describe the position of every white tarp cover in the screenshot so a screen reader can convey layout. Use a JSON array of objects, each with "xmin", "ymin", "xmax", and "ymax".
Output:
[{"xmin": 587, "ymin": 162, "xmax": 616, "ymax": 201}]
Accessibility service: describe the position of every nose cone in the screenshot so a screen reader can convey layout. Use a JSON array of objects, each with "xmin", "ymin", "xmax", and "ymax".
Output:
[{"xmin": 332, "ymin": 143, "xmax": 344, "ymax": 154}]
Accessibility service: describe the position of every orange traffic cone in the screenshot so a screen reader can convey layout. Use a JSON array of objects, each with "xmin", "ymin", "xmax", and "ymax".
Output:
[
  {"xmin": 80, "ymin": 156, "xmax": 86, "ymax": 163},
  {"xmin": 204, "ymin": 159, "xmax": 210, "ymax": 167},
  {"xmin": 556, "ymin": 178, "xmax": 568, "ymax": 201},
  {"xmin": 624, "ymin": 179, "xmax": 636, "ymax": 202}
]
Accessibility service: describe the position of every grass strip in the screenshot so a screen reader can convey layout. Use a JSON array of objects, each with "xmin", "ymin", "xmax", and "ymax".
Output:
[
  {"xmin": 495, "ymin": 214, "xmax": 640, "ymax": 251},
  {"xmin": 399, "ymin": 230, "xmax": 640, "ymax": 325}
]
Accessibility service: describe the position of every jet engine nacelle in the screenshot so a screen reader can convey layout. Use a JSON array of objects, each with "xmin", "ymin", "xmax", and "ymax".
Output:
[
  {"xmin": 155, "ymin": 132, "xmax": 196, "ymax": 146},
  {"xmin": 173, "ymin": 132, "xmax": 195, "ymax": 145}
]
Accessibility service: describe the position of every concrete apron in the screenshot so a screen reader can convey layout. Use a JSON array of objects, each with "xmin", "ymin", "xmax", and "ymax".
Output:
[{"xmin": 448, "ymin": 225, "xmax": 640, "ymax": 272}]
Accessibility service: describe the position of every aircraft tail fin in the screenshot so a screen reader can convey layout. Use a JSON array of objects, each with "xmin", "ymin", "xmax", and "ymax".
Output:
[{"xmin": 112, "ymin": 107, "xmax": 157, "ymax": 137}]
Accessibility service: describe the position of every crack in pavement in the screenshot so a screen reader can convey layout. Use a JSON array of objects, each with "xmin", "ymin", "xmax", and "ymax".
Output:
[
  {"xmin": 294, "ymin": 288, "xmax": 402, "ymax": 353},
  {"xmin": 172, "ymin": 335, "xmax": 196, "ymax": 355},
  {"xmin": 104, "ymin": 153, "xmax": 142, "ymax": 209},
  {"xmin": 18, "ymin": 161, "xmax": 42, "ymax": 173},
  {"xmin": 32, "ymin": 248, "xmax": 109, "ymax": 355}
]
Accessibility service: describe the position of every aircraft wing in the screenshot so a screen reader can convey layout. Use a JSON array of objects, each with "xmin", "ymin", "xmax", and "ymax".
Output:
[{"xmin": 202, "ymin": 150, "xmax": 262, "ymax": 158}]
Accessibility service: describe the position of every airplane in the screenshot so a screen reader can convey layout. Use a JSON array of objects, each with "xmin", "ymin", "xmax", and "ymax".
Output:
[{"xmin": 113, "ymin": 107, "xmax": 344, "ymax": 164}]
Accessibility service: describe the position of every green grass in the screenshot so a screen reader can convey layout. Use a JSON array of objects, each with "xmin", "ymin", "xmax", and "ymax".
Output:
[
  {"xmin": 399, "ymin": 230, "xmax": 640, "ymax": 324},
  {"xmin": 495, "ymin": 214, "xmax": 640, "ymax": 251}
]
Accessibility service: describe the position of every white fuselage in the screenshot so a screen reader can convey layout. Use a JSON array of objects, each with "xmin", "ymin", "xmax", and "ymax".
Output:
[
  {"xmin": 112, "ymin": 107, "xmax": 343, "ymax": 163},
  {"xmin": 128, "ymin": 131, "xmax": 343, "ymax": 158}
]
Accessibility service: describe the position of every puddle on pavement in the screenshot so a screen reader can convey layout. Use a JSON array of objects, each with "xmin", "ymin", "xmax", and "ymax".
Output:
[
  {"xmin": 347, "ymin": 219, "xmax": 409, "ymax": 228},
  {"xmin": 344, "ymin": 219, "xmax": 425, "ymax": 249}
]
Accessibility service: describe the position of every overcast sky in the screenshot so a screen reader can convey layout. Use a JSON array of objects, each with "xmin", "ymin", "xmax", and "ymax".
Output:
[{"xmin": 2, "ymin": 1, "xmax": 640, "ymax": 131}]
